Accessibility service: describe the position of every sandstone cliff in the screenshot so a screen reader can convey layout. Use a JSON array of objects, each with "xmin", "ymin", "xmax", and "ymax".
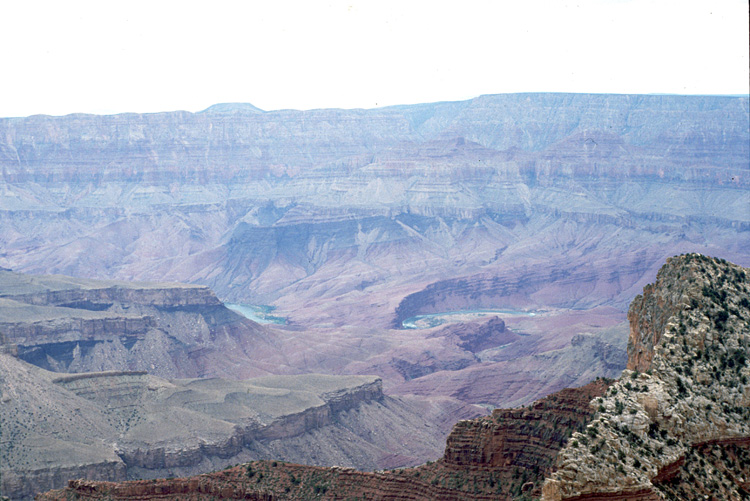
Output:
[
  {"xmin": 0, "ymin": 94, "xmax": 746, "ymax": 334},
  {"xmin": 0, "ymin": 94, "xmax": 745, "ymax": 431},
  {"xmin": 38, "ymin": 378, "xmax": 612, "ymax": 501}
]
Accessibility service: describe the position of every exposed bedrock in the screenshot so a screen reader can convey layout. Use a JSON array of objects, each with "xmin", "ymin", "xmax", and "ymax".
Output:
[
  {"xmin": 0, "ymin": 94, "xmax": 747, "ymax": 330},
  {"xmin": 1, "ymin": 94, "xmax": 746, "ymax": 183},
  {"xmin": 0, "ymin": 269, "xmax": 282, "ymax": 379},
  {"xmin": 116, "ymin": 378, "xmax": 385, "ymax": 470},
  {"xmin": 36, "ymin": 379, "xmax": 612, "ymax": 501},
  {"xmin": 3, "ymin": 284, "xmax": 222, "ymax": 310},
  {"xmin": 3, "ymin": 354, "xmax": 455, "ymax": 500},
  {"xmin": 542, "ymin": 254, "xmax": 750, "ymax": 500},
  {"xmin": 1, "ymin": 315, "xmax": 155, "ymax": 346},
  {"xmin": 443, "ymin": 380, "xmax": 611, "ymax": 471},
  {"xmin": 36, "ymin": 254, "xmax": 750, "ymax": 500}
]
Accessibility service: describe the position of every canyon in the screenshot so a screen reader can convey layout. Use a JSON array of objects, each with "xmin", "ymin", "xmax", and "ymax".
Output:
[
  {"xmin": 37, "ymin": 254, "xmax": 750, "ymax": 500},
  {"xmin": 0, "ymin": 268, "xmax": 290, "ymax": 379},
  {"xmin": 0, "ymin": 94, "xmax": 748, "ymax": 498},
  {"xmin": 0, "ymin": 270, "xmax": 483, "ymax": 499},
  {"xmin": 0, "ymin": 351, "xmax": 471, "ymax": 500},
  {"xmin": 0, "ymin": 94, "xmax": 747, "ymax": 329},
  {"xmin": 0, "ymin": 93, "xmax": 745, "ymax": 405}
]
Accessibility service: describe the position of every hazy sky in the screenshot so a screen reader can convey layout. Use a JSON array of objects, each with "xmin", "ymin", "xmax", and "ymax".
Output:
[{"xmin": 1, "ymin": 0, "xmax": 748, "ymax": 117}]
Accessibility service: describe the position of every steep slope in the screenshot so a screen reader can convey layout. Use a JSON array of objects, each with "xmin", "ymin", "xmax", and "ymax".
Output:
[
  {"xmin": 0, "ymin": 94, "xmax": 745, "ymax": 418},
  {"xmin": 38, "ymin": 254, "xmax": 750, "ymax": 500},
  {"xmin": 37, "ymin": 379, "xmax": 612, "ymax": 501}
]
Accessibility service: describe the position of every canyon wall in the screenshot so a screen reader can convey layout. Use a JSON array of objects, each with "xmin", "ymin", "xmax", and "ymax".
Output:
[
  {"xmin": 0, "ymin": 269, "xmax": 285, "ymax": 379},
  {"xmin": 542, "ymin": 254, "xmax": 750, "ymax": 500},
  {"xmin": 0, "ymin": 94, "xmax": 746, "ymax": 330},
  {"xmin": 1, "ymin": 355, "xmax": 456, "ymax": 500},
  {"xmin": 38, "ymin": 378, "xmax": 613, "ymax": 501}
]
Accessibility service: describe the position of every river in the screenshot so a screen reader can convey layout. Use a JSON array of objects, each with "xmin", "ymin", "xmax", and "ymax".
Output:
[
  {"xmin": 225, "ymin": 303, "xmax": 287, "ymax": 325},
  {"xmin": 401, "ymin": 308, "xmax": 539, "ymax": 329}
]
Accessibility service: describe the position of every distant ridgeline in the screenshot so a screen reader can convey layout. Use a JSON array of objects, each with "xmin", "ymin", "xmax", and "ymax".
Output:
[{"xmin": 0, "ymin": 93, "xmax": 746, "ymax": 329}]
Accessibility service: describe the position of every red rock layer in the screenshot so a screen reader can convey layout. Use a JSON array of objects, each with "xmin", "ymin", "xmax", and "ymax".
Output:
[
  {"xmin": 558, "ymin": 490, "xmax": 661, "ymax": 501},
  {"xmin": 38, "ymin": 379, "xmax": 612, "ymax": 500}
]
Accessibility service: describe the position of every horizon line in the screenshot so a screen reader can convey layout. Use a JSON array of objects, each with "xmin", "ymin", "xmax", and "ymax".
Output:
[{"xmin": 4, "ymin": 91, "xmax": 749, "ymax": 119}]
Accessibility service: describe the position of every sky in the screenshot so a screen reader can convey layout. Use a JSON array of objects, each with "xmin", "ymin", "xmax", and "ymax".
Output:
[{"xmin": 1, "ymin": 0, "xmax": 748, "ymax": 117}]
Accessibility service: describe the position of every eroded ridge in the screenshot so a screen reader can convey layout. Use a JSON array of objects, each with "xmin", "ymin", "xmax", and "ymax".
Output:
[{"xmin": 542, "ymin": 254, "xmax": 750, "ymax": 500}]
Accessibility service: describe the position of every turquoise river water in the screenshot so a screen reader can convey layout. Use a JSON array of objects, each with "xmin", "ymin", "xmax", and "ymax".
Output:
[
  {"xmin": 226, "ymin": 303, "xmax": 287, "ymax": 325},
  {"xmin": 401, "ymin": 309, "xmax": 539, "ymax": 329}
]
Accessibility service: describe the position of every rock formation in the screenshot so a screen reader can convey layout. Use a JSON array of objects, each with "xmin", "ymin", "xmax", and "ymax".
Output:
[
  {"xmin": 0, "ymin": 269, "xmax": 288, "ymax": 379},
  {"xmin": 0, "ymin": 354, "xmax": 465, "ymax": 500},
  {"xmin": 542, "ymin": 253, "xmax": 750, "ymax": 500},
  {"xmin": 0, "ymin": 94, "xmax": 746, "ymax": 333},
  {"xmin": 0, "ymin": 94, "xmax": 746, "ymax": 438},
  {"xmin": 36, "ymin": 378, "xmax": 613, "ymax": 501},
  {"xmin": 37, "ymin": 254, "xmax": 750, "ymax": 500}
]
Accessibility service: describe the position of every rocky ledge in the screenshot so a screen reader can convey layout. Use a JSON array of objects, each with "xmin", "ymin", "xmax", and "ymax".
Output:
[
  {"xmin": 37, "ymin": 379, "xmax": 612, "ymax": 500},
  {"xmin": 0, "ymin": 356, "xmax": 393, "ymax": 500}
]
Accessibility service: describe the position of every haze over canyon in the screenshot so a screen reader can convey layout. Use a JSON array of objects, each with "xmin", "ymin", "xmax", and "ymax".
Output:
[{"xmin": 0, "ymin": 93, "xmax": 748, "ymax": 498}]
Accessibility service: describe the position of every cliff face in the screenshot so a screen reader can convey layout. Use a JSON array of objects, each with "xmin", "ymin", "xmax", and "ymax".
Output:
[
  {"xmin": 1, "ymin": 355, "xmax": 457, "ymax": 500},
  {"xmin": 0, "ymin": 94, "xmax": 746, "ymax": 334},
  {"xmin": 38, "ymin": 379, "xmax": 612, "ymax": 501},
  {"xmin": 0, "ymin": 95, "xmax": 745, "ymax": 431},
  {"xmin": 113, "ymin": 376, "xmax": 387, "ymax": 471},
  {"xmin": 393, "ymin": 256, "xmax": 657, "ymax": 326},
  {"xmin": 0, "ymin": 269, "xmax": 283, "ymax": 380}
]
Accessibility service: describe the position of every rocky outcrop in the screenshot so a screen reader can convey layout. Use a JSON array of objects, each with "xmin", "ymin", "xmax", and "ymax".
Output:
[
  {"xmin": 542, "ymin": 254, "xmax": 750, "ymax": 500},
  {"xmin": 40, "ymin": 476, "xmax": 277, "ymax": 501},
  {"xmin": 1, "ymin": 315, "xmax": 156, "ymax": 345},
  {"xmin": 430, "ymin": 316, "xmax": 513, "ymax": 353},
  {"xmin": 1, "ymin": 462, "xmax": 126, "ymax": 501},
  {"xmin": 0, "ymin": 94, "xmax": 746, "ymax": 334},
  {"xmin": 389, "ymin": 327, "xmax": 626, "ymax": 409},
  {"xmin": 2, "ymin": 284, "xmax": 222, "ymax": 310},
  {"xmin": 1, "ymin": 354, "xmax": 457, "ymax": 500},
  {"xmin": 626, "ymin": 274, "xmax": 687, "ymax": 373},
  {"xmin": 443, "ymin": 380, "xmax": 611, "ymax": 472},
  {"xmin": 393, "ymin": 255, "xmax": 661, "ymax": 327},
  {"xmin": 117, "ymin": 378, "xmax": 385, "ymax": 470}
]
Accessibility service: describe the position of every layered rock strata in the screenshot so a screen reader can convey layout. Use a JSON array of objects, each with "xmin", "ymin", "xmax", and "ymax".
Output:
[
  {"xmin": 0, "ymin": 353, "xmax": 458, "ymax": 500},
  {"xmin": 38, "ymin": 379, "xmax": 612, "ymax": 500},
  {"xmin": 38, "ymin": 254, "xmax": 750, "ymax": 500},
  {"xmin": 0, "ymin": 269, "xmax": 282, "ymax": 379},
  {"xmin": 0, "ymin": 94, "xmax": 746, "ymax": 333}
]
